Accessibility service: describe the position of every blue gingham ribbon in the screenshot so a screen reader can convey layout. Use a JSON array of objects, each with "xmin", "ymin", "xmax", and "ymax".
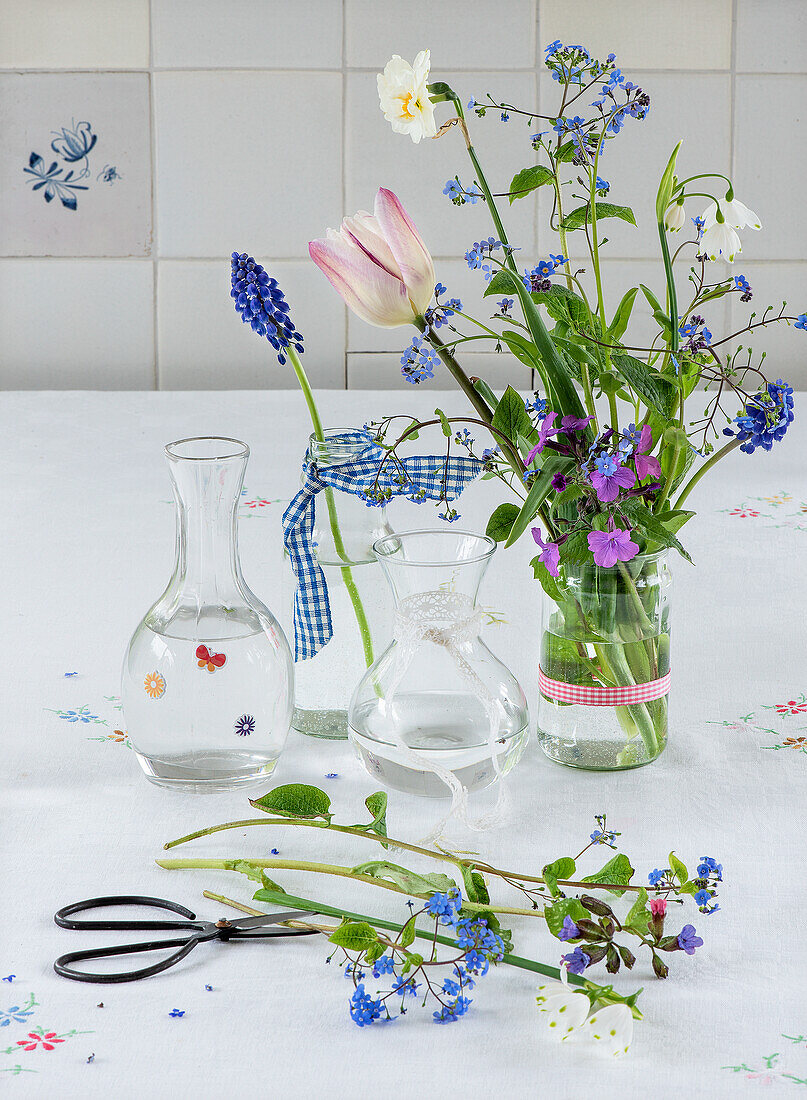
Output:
[{"xmin": 282, "ymin": 430, "xmax": 483, "ymax": 660}]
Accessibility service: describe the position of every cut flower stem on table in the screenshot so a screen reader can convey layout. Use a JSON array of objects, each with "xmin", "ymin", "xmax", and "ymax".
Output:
[{"xmin": 156, "ymin": 784, "xmax": 722, "ymax": 1040}]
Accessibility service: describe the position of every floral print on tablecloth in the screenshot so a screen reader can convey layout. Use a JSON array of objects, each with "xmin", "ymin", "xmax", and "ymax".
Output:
[
  {"xmin": 721, "ymin": 490, "xmax": 807, "ymax": 531},
  {"xmin": 708, "ymin": 692, "xmax": 807, "ymax": 754}
]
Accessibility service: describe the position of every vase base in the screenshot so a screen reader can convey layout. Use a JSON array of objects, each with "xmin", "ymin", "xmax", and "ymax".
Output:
[
  {"xmin": 293, "ymin": 706, "xmax": 349, "ymax": 740},
  {"xmin": 537, "ymin": 734, "xmax": 665, "ymax": 771},
  {"xmin": 135, "ymin": 750, "xmax": 280, "ymax": 791}
]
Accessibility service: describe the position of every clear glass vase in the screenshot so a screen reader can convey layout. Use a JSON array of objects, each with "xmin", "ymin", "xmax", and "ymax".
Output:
[
  {"xmin": 122, "ymin": 437, "xmax": 294, "ymax": 790},
  {"xmin": 287, "ymin": 429, "xmax": 393, "ymax": 740},
  {"xmin": 349, "ymin": 530, "xmax": 530, "ymax": 797},
  {"xmin": 536, "ymin": 550, "xmax": 671, "ymax": 770}
]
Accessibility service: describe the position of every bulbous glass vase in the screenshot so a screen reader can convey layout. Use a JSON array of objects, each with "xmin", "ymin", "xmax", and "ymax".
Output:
[
  {"xmin": 122, "ymin": 437, "xmax": 294, "ymax": 791},
  {"xmin": 348, "ymin": 530, "xmax": 529, "ymax": 798}
]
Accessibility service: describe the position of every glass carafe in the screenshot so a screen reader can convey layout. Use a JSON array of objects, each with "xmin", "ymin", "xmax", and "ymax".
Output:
[
  {"xmin": 287, "ymin": 429, "xmax": 393, "ymax": 740},
  {"xmin": 122, "ymin": 437, "xmax": 293, "ymax": 790},
  {"xmin": 348, "ymin": 530, "xmax": 529, "ymax": 798}
]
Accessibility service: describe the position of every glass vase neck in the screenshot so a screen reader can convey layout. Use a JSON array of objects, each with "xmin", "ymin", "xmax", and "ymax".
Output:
[
  {"xmin": 373, "ymin": 530, "xmax": 496, "ymax": 615},
  {"xmin": 307, "ymin": 428, "xmax": 377, "ymax": 466},
  {"xmin": 165, "ymin": 436, "xmax": 249, "ymax": 606}
]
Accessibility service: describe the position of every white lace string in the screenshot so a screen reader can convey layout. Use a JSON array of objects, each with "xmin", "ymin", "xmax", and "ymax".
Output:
[{"xmin": 383, "ymin": 591, "xmax": 508, "ymax": 842}]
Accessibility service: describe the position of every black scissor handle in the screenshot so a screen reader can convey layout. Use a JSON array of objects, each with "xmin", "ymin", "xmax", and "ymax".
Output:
[
  {"xmin": 54, "ymin": 936, "xmax": 200, "ymax": 984},
  {"xmin": 54, "ymin": 895, "xmax": 200, "ymax": 932}
]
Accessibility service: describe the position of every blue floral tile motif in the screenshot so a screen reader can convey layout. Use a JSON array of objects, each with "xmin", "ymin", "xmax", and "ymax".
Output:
[
  {"xmin": 50, "ymin": 121, "xmax": 96, "ymax": 176},
  {"xmin": 23, "ymin": 119, "xmax": 110, "ymax": 212},
  {"xmin": 23, "ymin": 154, "xmax": 88, "ymax": 211},
  {"xmin": 234, "ymin": 714, "xmax": 255, "ymax": 737}
]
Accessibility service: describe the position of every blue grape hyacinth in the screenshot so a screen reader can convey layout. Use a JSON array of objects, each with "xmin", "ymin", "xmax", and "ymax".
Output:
[{"xmin": 230, "ymin": 252, "xmax": 304, "ymax": 366}]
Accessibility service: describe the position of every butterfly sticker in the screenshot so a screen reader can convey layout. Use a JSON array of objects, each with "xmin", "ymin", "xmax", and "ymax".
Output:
[{"xmin": 196, "ymin": 645, "xmax": 226, "ymax": 673}]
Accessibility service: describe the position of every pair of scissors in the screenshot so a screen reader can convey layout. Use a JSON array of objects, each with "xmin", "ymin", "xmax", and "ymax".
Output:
[{"xmin": 53, "ymin": 896, "xmax": 319, "ymax": 983}]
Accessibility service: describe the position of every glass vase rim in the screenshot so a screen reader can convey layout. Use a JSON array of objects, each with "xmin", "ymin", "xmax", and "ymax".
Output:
[
  {"xmin": 372, "ymin": 529, "xmax": 497, "ymax": 568},
  {"xmin": 307, "ymin": 427, "xmax": 376, "ymax": 456},
  {"xmin": 165, "ymin": 436, "xmax": 250, "ymax": 462}
]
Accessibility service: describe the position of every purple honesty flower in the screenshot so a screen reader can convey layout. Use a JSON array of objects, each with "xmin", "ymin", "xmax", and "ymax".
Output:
[
  {"xmin": 561, "ymin": 414, "xmax": 594, "ymax": 432},
  {"xmin": 561, "ymin": 947, "xmax": 591, "ymax": 975},
  {"xmin": 589, "ymin": 454, "xmax": 636, "ymax": 502},
  {"xmin": 525, "ymin": 412, "xmax": 560, "ymax": 464},
  {"xmin": 558, "ymin": 916, "xmax": 581, "ymax": 941},
  {"xmin": 531, "ymin": 529, "xmax": 561, "ymax": 577},
  {"xmin": 587, "ymin": 525, "xmax": 640, "ymax": 568},
  {"xmin": 634, "ymin": 424, "xmax": 662, "ymax": 482},
  {"xmin": 677, "ymin": 925, "xmax": 703, "ymax": 955}
]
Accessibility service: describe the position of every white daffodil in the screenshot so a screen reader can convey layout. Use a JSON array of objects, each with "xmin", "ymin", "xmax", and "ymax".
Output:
[
  {"xmin": 664, "ymin": 202, "xmax": 686, "ymax": 231},
  {"xmin": 536, "ymin": 980, "xmax": 590, "ymax": 1040},
  {"xmin": 700, "ymin": 218, "xmax": 742, "ymax": 262},
  {"xmin": 580, "ymin": 1003, "xmax": 635, "ymax": 1057},
  {"xmin": 702, "ymin": 197, "xmax": 762, "ymax": 231},
  {"xmin": 377, "ymin": 50, "xmax": 437, "ymax": 143}
]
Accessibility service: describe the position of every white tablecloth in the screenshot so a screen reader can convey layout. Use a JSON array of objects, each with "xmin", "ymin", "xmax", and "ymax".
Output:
[{"xmin": 2, "ymin": 390, "xmax": 806, "ymax": 1098}]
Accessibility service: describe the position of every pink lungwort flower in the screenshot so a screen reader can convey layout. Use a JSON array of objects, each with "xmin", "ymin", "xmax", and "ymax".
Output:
[
  {"xmin": 525, "ymin": 412, "xmax": 560, "ymax": 465},
  {"xmin": 531, "ymin": 528, "xmax": 560, "ymax": 577},
  {"xmin": 589, "ymin": 454, "xmax": 636, "ymax": 503},
  {"xmin": 309, "ymin": 188, "xmax": 435, "ymax": 327},
  {"xmin": 634, "ymin": 425, "xmax": 662, "ymax": 482},
  {"xmin": 649, "ymin": 898, "xmax": 667, "ymax": 918},
  {"xmin": 587, "ymin": 526, "xmax": 640, "ymax": 568}
]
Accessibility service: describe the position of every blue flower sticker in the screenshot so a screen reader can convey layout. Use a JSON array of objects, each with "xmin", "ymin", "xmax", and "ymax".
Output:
[{"xmin": 234, "ymin": 714, "xmax": 255, "ymax": 736}]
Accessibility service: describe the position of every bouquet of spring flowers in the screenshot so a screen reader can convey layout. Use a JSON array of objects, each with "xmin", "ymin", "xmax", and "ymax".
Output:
[{"xmin": 306, "ymin": 43, "xmax": 802, "ymax": 769}]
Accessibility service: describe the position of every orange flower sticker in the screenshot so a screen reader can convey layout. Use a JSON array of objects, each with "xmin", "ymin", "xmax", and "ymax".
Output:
[{"xmin": 144, "ymin": 671, "xmax": 166, "ymax": 698}]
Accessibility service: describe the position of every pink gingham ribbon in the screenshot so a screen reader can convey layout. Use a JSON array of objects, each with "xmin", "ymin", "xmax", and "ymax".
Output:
[{"xmin": 539, "ymin": 667, "xmax": 671, "ymax": 707}]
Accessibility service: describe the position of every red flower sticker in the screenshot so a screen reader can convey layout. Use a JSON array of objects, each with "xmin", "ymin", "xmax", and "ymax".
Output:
[{"xmin": 17, "ymin": 1031, "xmax": 65, "ymax": 1051}]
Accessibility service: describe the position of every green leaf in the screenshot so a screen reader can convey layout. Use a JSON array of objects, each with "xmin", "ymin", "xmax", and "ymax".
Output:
[
  {"xmin": 638, "ymin": 282, "xmax": 666, "ymax": 316},
  {"xmin": 400, "ymin": 915, "xmax": 417, "ymax": 948},
  {"xmin": 561, "ymin": 202, "xmax": 636, "ymax": 231},
  {"xmin": 669, "ymin": 851, "xmax": 688, "ymax": 885},
  {"xmin": 607, "ymin": 287, "xmax": 639, "ymax": 341},
  {"xmin": 348, "ymin": 791, "xmax": 390, "ymax": 849},
  {"xmin": 486, "ymin": 502, "xmax": 520, "ymax": 543},
  {"xmin": 509, "ymin": 164, "xmax": 555, "ymax": 203},
  {"xmin": 222, "ymin": 859, "xmax": 272, "ymax": 885},
  {"xmin": 531, "ymin": 284, "xmax": 599, "ymax": 336},
  {"xmin": 655, "ymin": 508, "xmax": 695, "ymax": 536},
  {"xmin": 328, "ymin": 921, "xmax": 379, "ymax": 952},
  {"xmin": 611, "ymin": 352, "xmax": 678, "ymax": 418},
  {"xmin": 472, "ymin": 378, "xmax": 499, "ymax": 412},
  {"xmin": 492, "ymin": 384, "xmax": 533, "ymax": 441},
  {"xmin": 484, "ymin": 269, "xmax": 521, "ymax": 297},
  {"xmin": 249, "ymin": 783, "xmax": 332, "ymax": 821},
  {"xmin": 542, "ymin": 856, "xmax": 577, "ymax": 897},
  {"xmin": 351, "ymin": 861, "xmax": 456, "ymax": 897},
  {"xmin": 505, "ymin": 455, "xmax": 570, "ymax": 549},
  {"xmin": 581, "ymin": 853, "xmax": 635, "ymax": 896},
  {"xmin": 500, "ymin": 329, "xmax": 540, "ymax": 371},
  {"xmin": 435, "ymin": 407, "xmax": 452, "ymax": 438},
  {"xmin": 620, "ymin": 498, "xmax": 692, "ymax": 562},
  {"xmin": 530, "ymin": 555, "xmax": 565, "ymax": 602},
  {"xmin": 460, "ymin": 865, "xmax": 490, "ymax": 905},
  {"xmin": 558, "ymin": 529, "xmax": 592, "ymax": 567},
  {"xmin": 556, "ymin": 139, "xmax": 577, "ymax": 163},
  {"xmin": 363, "ymin": 940, "xmax": 386, "ymax": 965},
  {"xmin": 624, "ymin": 887, "xmax": 651, "ymax": 934},
  {"xmin": 400, "ymin": 952, "xmax": 423, "ymax": 975},
  {"xmin": 544, "ymin": 897, "xmax": 588, "ymax": 938}
]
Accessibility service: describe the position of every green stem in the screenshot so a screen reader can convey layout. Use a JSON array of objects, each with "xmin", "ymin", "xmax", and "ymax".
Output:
[
  {"xmin": 203, "ymin": 890, "xmax": 588, "ymax": 989},
  {"xmin": 156, "ymin": 857, "xmax": 540, "ymax": 918},
  {"xmin": 161, "ymin": 817, "xmax": 651, "ymax": 893},
  {"xmin": 287, "ymin": 345, "xmax": 374, "ymax": 668},
  {"xmin": 657, "ymin": 218, "xmax": 679, "ymax": 357},
  {"xmin": 673, "ymin": 438, "xmax": 740, "ymax": 511}
]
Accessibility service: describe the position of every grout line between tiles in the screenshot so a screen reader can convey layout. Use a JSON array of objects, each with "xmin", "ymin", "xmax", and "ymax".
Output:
[
  {"xmin": 148, "ymin": 0, "xmax": 158, "ymax": 391},
  {"xmin": 341, "ymin": 0, "xmax": 348, "ymax": 390}
]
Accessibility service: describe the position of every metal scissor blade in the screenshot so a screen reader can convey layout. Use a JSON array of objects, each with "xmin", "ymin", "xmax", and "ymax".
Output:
[{"xmin": 225, "ymin": 910, "xmax": 318, "ymax": 932}]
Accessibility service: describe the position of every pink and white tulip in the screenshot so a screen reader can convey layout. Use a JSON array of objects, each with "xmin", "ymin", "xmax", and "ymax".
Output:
[{"xmin": 309, "ymin": 188, "xmax": 435, "ymax": 328}]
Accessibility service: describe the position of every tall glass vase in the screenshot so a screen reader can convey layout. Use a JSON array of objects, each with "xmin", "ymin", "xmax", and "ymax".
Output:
[
  {"xmin": 536, "ymin": 551, "xmax": 671, "ymax": 770},
  {"xmin": 122, "ymin": 437, "xmax": 294, "ymax": 790},
  {"xmin": 349, "ymin": 530, "xmax": 529, "ymax": 797},
  {"xmin": 288, "ymin": 429, "xmax": 393, "ymax": 740}
]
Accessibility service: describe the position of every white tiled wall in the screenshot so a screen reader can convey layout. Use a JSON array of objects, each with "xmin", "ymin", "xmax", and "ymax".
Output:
[{"xmin": 1, "ymin": 0, "xmax": 805, "ymax": 391}]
